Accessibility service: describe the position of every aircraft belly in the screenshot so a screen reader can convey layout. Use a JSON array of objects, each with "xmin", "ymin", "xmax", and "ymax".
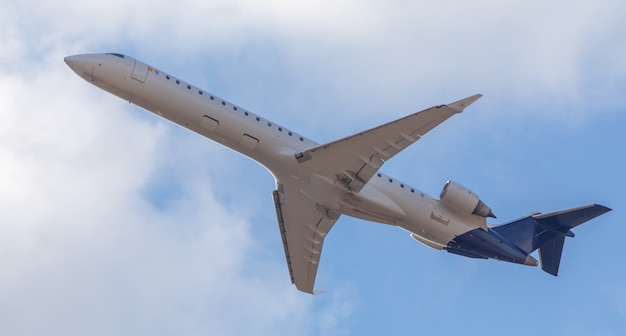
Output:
[
  {"xmin": 445, "ymin": 228, "xmax": 530, "ymax": 264},
  {"xmin": 341, "ymin": 184, "xmax": 406, "ymax": 223},
  {"xmin": 365, "ymin": 178, "xmax": 478, "ymax": 248},
  {"xmin": 405, "ymin": 214, "xmax": 467, "ymax": 248}
]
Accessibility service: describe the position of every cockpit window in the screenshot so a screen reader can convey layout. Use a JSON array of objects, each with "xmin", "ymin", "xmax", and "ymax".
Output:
[{"xmin": 106, "ymin": 53, "xmax": 125, "ymax": 59}]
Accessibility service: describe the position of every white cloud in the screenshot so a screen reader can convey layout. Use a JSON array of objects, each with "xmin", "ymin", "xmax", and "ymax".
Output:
[
  {"xmin": 6, "ymin": 1, "xmax": 622, "ymax": 125},
  {"xmin": 9, "ymin": 0, "xmax": 623, "ymax": 106},
  {"xmin": 129, "ymin": 0, "xmax": 626, "ymax": 132},
  {"xmin": 0, "ymin": 31, "xmax": 333, "ymax": 336}
]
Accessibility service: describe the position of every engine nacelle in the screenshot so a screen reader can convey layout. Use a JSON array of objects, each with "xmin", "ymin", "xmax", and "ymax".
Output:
[{"xmin": 439, "ymin": 180, "xmax": 496, "ymax": 218}]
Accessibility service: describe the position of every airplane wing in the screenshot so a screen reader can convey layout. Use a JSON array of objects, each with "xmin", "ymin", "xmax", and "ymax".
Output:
[
  {"xmin": 274, "ymin": 94, "xmax": 481, "ymax": 293},
  {"xmin": 294, "ymin": 94, "xmax": 482, "ymax": 192},
  {"xmin": 272, "ymin": 182, "xmax": 340, "ymax": 294}
]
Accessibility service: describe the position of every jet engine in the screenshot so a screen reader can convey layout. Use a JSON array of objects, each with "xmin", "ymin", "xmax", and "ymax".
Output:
[{"xmin": 439, "ymin": 180, "xmax": 496, "ymax": 218}]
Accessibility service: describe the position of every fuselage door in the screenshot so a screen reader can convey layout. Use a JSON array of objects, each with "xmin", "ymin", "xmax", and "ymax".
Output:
[{"xmin": 131, "ymin": 60, "xmax": 149, "ymax": 82}]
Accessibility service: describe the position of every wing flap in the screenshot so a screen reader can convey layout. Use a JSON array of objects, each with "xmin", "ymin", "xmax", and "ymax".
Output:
[{"xmin": 272, "ymin": 185, "xmax": 340, "ymax": 294}]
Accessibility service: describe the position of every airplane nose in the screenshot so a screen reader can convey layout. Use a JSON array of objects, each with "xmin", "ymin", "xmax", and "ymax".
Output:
[
  {"xmin": 64, "ymin": 55, "xmax": 89, "ymax": 75},
  {"xmin": 63, "ymin": 55, "xmax": 76, "ymax": 66},
  {"xmin": 63, "ymin": 55, "xmax": 93, "ymax": 79}
]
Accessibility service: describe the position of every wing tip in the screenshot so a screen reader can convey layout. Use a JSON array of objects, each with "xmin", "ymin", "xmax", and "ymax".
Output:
[
  {"xmin": 296, "ymin": 284, "xmax": 320, "ymax": 295},
  {"xmin": 593, "ymin": 203, "xmax": 612, "ymax": 214},
  {"xmin": 448, "ymin": 93, "xmax": 483, "ymax": 113}
]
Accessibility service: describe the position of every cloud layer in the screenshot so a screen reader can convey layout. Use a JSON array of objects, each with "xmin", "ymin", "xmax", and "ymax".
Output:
[
  {"xmin": 0, "ymin": 48, "xmax": 338, "ymax": 334},
  {"xmin": 1, "ymin": 1, "xmax": 625, "ymax": 335}
]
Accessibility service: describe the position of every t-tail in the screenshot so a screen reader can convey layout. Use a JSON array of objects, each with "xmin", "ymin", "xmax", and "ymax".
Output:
[{"xmin": 492, "ymin": 204, "xmax": 611, "ymax": 276}]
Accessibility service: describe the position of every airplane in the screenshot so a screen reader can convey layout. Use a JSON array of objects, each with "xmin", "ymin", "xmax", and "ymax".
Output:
[{"xmin": 65, "ymin": 53, "xmax": 611, "ymax": 294}]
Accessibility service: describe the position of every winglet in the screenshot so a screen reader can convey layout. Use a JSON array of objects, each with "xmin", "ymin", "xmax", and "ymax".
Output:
[{"xmin": 447, "ymin": 94, "xmax": 482, "ymax": 113}]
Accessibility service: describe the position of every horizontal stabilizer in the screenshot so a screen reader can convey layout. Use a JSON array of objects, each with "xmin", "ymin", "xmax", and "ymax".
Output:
[
  {"xmin": 493, "ymin": 204, "xmax": 611, "ymax": 276},
  {"xmin": 535, "ymin": 204, "xmax": 610, "ymax": 276},
  {"xmin": 534, "ymin": 204, "xmax": 611, "ymax": 231}
]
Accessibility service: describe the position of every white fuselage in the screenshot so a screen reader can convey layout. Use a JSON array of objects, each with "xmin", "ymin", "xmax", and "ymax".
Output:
[{"xmin": 65, "ymin": 53, "xmax": 487, "ymax": 250}]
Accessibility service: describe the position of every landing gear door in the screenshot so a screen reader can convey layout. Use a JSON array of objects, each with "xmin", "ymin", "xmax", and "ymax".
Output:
[{"xmin": 131, "ymin": 60, "xmax": 149, "ymax": 82}]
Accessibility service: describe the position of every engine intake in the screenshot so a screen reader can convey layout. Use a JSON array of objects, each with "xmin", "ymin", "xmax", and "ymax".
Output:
[{"xmin": 440, "ymin": 180, "xmax": 496, "ymax": 218}]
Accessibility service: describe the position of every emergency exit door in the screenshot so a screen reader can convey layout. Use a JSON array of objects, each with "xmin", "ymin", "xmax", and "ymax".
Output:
[{"xmin": 131, "ymin": 60, "xmax": 148, "ymax": 82}]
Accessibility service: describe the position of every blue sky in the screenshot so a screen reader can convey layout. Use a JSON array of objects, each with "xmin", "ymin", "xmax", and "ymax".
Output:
[{"xmin": 1, "ymin": 1, "xmax": 625, "ymax": 335}]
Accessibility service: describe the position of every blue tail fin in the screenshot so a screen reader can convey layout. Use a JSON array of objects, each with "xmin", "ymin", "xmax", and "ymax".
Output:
[{"xmin": 492, "ymin": 204, "xmax": 611, "ymax": 276}]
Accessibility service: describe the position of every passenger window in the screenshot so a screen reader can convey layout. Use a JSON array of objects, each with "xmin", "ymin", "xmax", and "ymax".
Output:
[
  {"xmin": 256, "ymin": 117, "xmax": 260, "ymax": 121},
  {"xmin": 176, "ymin": 80, "xmax": 180, "ymax": 84},
  {"xmin": 187, "ymin": 85, "xmax": 191, "ymax": 89},
  {"xmin": 210, "ymin": 96, "xmax": 214, "ymax": 100},
  {"xmin": 411, "ymin": 189, "xmax": 415, "ymax": 193},
  {"xmin": 278, "ymin": 127, "xmax": 282, "ymax": 131},
  {"xmin": 267, "ymin": 122, "xmax": 272, "ymax": 126},
  {"xmin": 166, "ymin": 75, "xmax": 170, "ymax": 80},
  {"xmin": 288, "ymin": 132, "xmax": 292, "ymax": 136},
  {"xmin": 233, "ymin": 106, "xmax": 238, "ymax": 111},
  {"xmin": 400, "ymin": 184, "xmax": 404, "ymax": 188},
  {"xmin": 377, "ymin": 173, "xmax": 381, "ymax": 177},
  {"xmin": 244, "ymin": 112, "xmax": 249, "ymax": 116},
  {"xmin": 221, "ymin": 101, "xmax": 226, "ymax": 106},
  {"xmin": 299, "ymin": 137, "xmax": 304, "ymax": 141},
  {"xmin": 199, "ymin": 91, "xmax": 203, "ymax": 95}
]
